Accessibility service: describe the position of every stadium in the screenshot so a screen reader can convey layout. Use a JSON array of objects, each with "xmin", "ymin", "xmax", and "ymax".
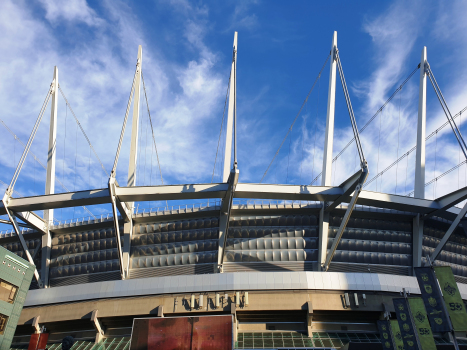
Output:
[{"xmin": 1, "ymin": 30, "xmax": 467, "ymax": 349}]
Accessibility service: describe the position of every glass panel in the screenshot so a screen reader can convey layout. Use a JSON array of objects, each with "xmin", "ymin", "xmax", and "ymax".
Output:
[
  {"xmin": 243, "ymin": 339, "xmax": 253, "ymax": 348},
  {"xmin": 273, "ymin": 339, "xmax": 284, "ymax": 347},
  {"xmin": 253, "ymin": 339, "xmax": 263, "ymax": 348},
  {"xmin": 0, "ymin": 313, "xmax": 8, "ymax": 334},
  {"xmin": 313, "ymin": 339, "xmax": 323, "ymax": 347},
  {"xmin": 331, "ymin": 338, "xmax": 344, "ymax": 347},
  {"xmin": 293, "ymin": 338, "xmax": 305, "ymax": 347},
  {"xmin": 0, "ymin": 280, "xmax": 17, "ymax": 304}
]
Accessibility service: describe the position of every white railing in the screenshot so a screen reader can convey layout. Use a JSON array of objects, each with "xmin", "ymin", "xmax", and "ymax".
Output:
[
  {"xmin": 232, "ymin": 199, "xmax": 319, "ymax": 208},
  {"xmin": 134, "ymin": 200, "xmax": 222, "ymax": 215}
]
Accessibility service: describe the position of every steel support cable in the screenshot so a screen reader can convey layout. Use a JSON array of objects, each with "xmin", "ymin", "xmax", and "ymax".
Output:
[
  {"xmin": 310, "ymin": 65, "xmax": 420, "ymax": 185},
  {"xmin": 406, "ymin": 159, "xmax": 467, "ymax": 197},
  {"xmin": 364, "ymin": 105, "xmax": 467, "ymax": 188},
  {"xmin": 260, "ymin": 53, "xmax": 331, "ymax": 183},
  {"xmin": 335, "ymin": 52, "xmax": 366, "ymax": 165},
  {"xmin": 1, "ymin": 114, "xmax": 96, "ymax": 219},
  {"xmin": 426, "ymin": 66, "xmax": 467, "ymax": 159},
  {"xmin": 8, "ymin": 90, "xmax": 51, "ymax": 192},
  {"xmin": 0, "ymin": 178, "xmax": 21, "ymax": 198},
  {"xmin": 1, "ymin": 119, "xmax": 47, "ymax": 173},
  {"xmin": 233, "ymin": 46, "xmax": 238, "ymax": 169},
  {"xmin": 58, "ymin": 85, "xmax": 109, "ymax": 177},
  {"xmin": 141, "ymin": 71, "xmax": 165, "ymax": 187},
  {"xmin": 212, "ymin": 71, "xmax": 231, "ymax": 183},
  {"xmin": 111, "ymin": 62, "xmax": 139, "ymax": 176},
  {"xmin": 434, "ymin": 132, "xmax": 438, "ymax": 198},
  {"xmin": 395, "ymin": 87, "xmax": 402, "ymax": 193},
  {"xmin": 4, "ymin": 87, "xmax": 96, "ymax": 221}
]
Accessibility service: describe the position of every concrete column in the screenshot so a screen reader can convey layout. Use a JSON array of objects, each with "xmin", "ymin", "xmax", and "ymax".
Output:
[
  {"xmin": 318, "ymin": 32, "xmax": 337, "ymax": 271},
  {"xmin": 318, "ymin": 208, "xmax": 330, "ymax": 269},
  {"xmin": 223, "ymin": 32, "xmax": 238, "ymax": 182},
  {"xmin": 413, "ymin": 214, "xmax": 424, "ymax": 271},
  {"xmin": 32, "ymin": 316, "xmax": 41, "ymax": 334},
  {"xmin": 123, "ymin": 46, "xmax": 142, "ymax": 279},
  {"xmin": 42, "ymin": 66, "xmax": 58, "ymax": 287},
  {"xmin": 217, "ymin": 214, "xmax": 229, "ymax": 271},
  {"xmin": 127, "ymin": 46, "xmax": 143, "ymax": 196},
  {"xmin": 306, "ymin": 301, "xmax": 313, "ymax": 337},
  {"xmin": 231, "ymin": 303, "xmax": 237, "ymax": 343},
  {"xmin": 413, "ymin": 47, "xmax": 427, "ymax": 274},
  {"xmin": 122, "ymin": 221, "xmax": 133, "ymax": 279},
  {"xmin": 414, "ymin": 47, "xmax": 427, "ymax": 199},
  {"xmin": 91, "ymin": 310, "xmax": 104, "ymax": 344},
  {"xmin": 321, "ymin": 31, "xmax": 337, "ymax": 187}
]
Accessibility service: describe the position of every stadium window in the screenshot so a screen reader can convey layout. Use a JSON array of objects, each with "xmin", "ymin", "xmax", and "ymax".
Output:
[
  {"xmin": 0, "ymin": 314, "xmax": 8, "ymax": 334},
  {"xmin": 0, "ymin": 280, "xmax": 18, "ymax": 304}
]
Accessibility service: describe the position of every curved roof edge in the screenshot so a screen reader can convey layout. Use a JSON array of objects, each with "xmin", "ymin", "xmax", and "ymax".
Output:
[{"xmin": 24, "ymin": 271, "xmax": 467, "ymax": 307}]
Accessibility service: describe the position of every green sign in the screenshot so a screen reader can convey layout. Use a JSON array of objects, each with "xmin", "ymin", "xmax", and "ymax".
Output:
[
  {"xmin": 434, "ymin": 266, "xmax": 467, "ymax": 331},
  {"xmin": 414, "ymin": 267, "xmax": 450, "ymax": 332},
  {"xmin": 393, "ymin": 298, "xmax": 418, "ymax": 350},
  {"xmin": 390, "ymin": 320, "xmax": 405, "ymax": 350},
  {"xmin": 377, "ymin": 320, "xmax": 395, "ymax": 350},
  {"xmin": 407, "ymin": 298, "xmax": 437, "ymax": 350}
]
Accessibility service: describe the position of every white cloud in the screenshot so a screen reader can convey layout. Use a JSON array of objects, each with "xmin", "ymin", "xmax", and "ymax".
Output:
[
  {"xmin": 38, "ymin": 0, "xmax": 103, "ymax": 26},
  {"xmin": 0, "ymin": 0, "xmax": 226, "ymax": 222}
]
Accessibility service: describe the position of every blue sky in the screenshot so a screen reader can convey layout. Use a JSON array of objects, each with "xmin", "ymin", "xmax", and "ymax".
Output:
[{"xmin": 1, "ymin": 0, "xmax": 467, "ymax": 228}]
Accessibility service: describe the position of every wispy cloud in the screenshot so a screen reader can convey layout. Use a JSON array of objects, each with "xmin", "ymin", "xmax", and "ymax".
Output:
[
  {"xmin": 0, "ymin": 0, "xmax": 226, "ymax": 219},
  {"xmin": 38, "ymin": 0, "xmax": 103, "ymax": 26}
]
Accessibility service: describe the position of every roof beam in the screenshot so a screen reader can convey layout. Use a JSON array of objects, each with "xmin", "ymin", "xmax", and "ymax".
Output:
[
  {"xmin": 109, "ymin": 179, "xmax": 131, "ymax": 223},
  {"xmin": 429, "ymin": 200, "xmax": 467, "ymax": 264},
  {"xmin": 323, "ymin": 176, "xmax": 366, "ymax": 271},
  {"xmin": 425, "ymin": 186, "xmax": 467, "ymax": 218},
  {"xmin": 0, "ymin": 218, "xmax": 28, "ymax": 228},
  {"xmin": 218, "ymin": 169, "xmax": 239, "ymax": 271},
  {"xmin": 234, "ymin": 184, "xmax": 342, "ymax": 201},
  {"xmin": 2, "ymin": 197, "xmax": 43, "ymax": 288},
  {"xmin": 356, "ymin": 191, "xmax": 437, "ymax": 214},
  {"xmin": 115, "ymin": 183, "xmax": 228, "ymax": 202},
  {"xmin": 0, "ymin": 188, "xmax": 110, "ymax": 215},
  {"xmin": 0, "ymin": 182, "xmax": 463, "ymax": 219},
  {"xmin": 325, "ymin": 169, "xmax": 365, "ymax": 212},
  {"xmin": 14, "ymin": 211, "xmax": 47, "ymax": 234}
]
